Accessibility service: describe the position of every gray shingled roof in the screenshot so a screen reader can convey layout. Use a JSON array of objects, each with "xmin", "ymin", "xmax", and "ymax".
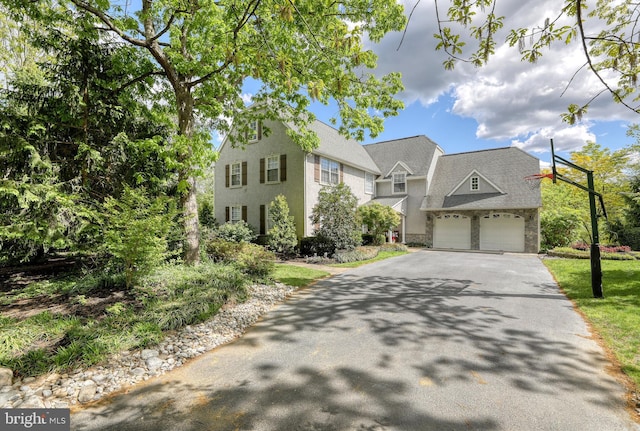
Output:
[
  {"xmin": 364, "ymin": 136, "xmax": 440, "ymax": 178},
  {"xmin": 422, "ymin": 147, "xmax": 542, "ymax": 210},
  {"xmin": 307, "ymin": 121, "xmax": 381, "ymax": 174}
]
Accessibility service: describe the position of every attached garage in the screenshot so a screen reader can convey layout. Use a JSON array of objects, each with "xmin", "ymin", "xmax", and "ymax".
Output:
[
  {"xmin": 434, "ymin": 214, "xmax": 471, "ymax": 249},
  {"xmin": 480, "ymin": 213, "xmax": 525, "ymax": 252}
]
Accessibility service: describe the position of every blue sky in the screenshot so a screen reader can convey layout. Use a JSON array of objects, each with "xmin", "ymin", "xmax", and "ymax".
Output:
[
  {"xmin": 304, "ymin": 0, "xmax": 639, "ymax": 168},
  {"xmin": 235, "ymin": 0, "xmax": 639, "ymax": 170},
  {"xmin": 120, "ymin": 0, "xmax": 637, "ymax": 167}
]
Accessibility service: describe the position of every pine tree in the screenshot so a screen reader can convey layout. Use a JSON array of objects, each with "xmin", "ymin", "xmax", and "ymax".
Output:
[{"xmin": 267, "ymin": 195, "xmax": 297, "ymax": 256}]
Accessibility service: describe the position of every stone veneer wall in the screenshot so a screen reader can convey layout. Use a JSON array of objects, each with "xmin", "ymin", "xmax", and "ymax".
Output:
[
  {"xmin": 404, "ymin": 234, "xmax": 427, "ymax": 245},
  {"xmin": 424, "ymin": 209, "xmax": 540, "ymax": 253}
]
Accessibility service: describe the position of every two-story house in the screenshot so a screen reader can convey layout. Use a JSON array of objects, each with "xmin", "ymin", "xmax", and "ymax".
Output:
[{"xmin": 214, "ymin": 118, "xmax": 542, "ymax": 253}]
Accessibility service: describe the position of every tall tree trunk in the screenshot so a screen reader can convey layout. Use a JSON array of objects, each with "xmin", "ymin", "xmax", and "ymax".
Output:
[{"xmin": 176, "ymin": 85, "xmax": 200, "ymax": 265}]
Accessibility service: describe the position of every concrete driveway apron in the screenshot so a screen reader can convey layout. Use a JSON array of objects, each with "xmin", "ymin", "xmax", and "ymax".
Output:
[{"xmin": 71, "ymin": 251, "xmax": 639, "ymax": 431}]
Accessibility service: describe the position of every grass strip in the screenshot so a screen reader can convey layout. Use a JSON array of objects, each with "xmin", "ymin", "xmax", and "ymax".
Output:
[{"xmin": 543, "ymin": 258, "xmax": 640, "ymax": 389}]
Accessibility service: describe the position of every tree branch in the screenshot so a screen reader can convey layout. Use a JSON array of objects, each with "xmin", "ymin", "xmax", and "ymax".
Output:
[
  {"xmin": 576, "ymin": 0, "xmax": 640, "ymax": 113},
  {"xmin": 69, "ymin": 0, "xmax": 147, "ymax": 47}
]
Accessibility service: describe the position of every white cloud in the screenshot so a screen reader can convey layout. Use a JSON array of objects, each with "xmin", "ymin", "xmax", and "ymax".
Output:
[{"xmin": 368, "ymin": 0, "xmax": 635, "ymax": 153}]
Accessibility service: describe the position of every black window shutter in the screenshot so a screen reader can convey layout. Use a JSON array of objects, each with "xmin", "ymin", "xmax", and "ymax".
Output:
[
  {"xmin": 225, "ymin": 164, "xmax": 229, "ymax": 188},
  {"xmin": 280, "ymin": 154, "xmax": 287, "ymax": 182},
  {"xmin": 260, "ymin": 158, "xmax": 265, "ymax": 183},
  {"xmin": 225, "ymin": 206, "xmax": 230, "ymax": 222},
  {"xmin": 242, "ymin": 161, "xmax": 247, "ymax": 186},
  {"xmin": 260, "ymin": 204, "xmax": 266, "ymax": 234},
  {"xmin": 314, "ymin": 155, "xmax": 320, "ymax": 182},
  {"xmin": 242, "ymin": 206, "xmax": 248, "ymax": 222}
]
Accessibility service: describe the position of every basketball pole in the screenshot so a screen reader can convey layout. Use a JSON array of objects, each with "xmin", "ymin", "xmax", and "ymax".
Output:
[{"xmin": 550, "ymin": 139, "xmax": 605, "ymax": 298}]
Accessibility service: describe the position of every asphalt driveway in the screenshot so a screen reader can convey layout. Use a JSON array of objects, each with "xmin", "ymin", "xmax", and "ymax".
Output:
[{"xmin": 71, "ymin": 251, "xmax": 638, "ymax": 430}]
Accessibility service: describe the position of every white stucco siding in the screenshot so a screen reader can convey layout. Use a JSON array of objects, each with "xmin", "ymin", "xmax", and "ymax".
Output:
[
  {"xmin": 214, "ymin": 120, "xmax": 305, "ymax": 236},
  {"xmin": 303, "ymin": 154, "xmax": 374, "ymax": 237},
  {"xmin": 406, "ymin": 179, "xmax": 426, "ymax": 235}
]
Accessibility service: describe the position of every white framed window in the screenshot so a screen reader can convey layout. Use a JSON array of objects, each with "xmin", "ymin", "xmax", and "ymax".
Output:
[
  {"xmin": 230, "ymin": 205, "xmax": 242, "ymax": 223},
  {"xmin": 267, "ymin": 155, "xmax": 280, "ymax": 183},
  {"xmin": 392, "ymin": 172, "xmax": 406, "ymax": 194},
  {"xmin": 365, "ymin": 172, "xmax": 375, "ymax": 194},
  {"xmin": 470, "ymin": 176, "xmax": 479, "ymax": 191},
  {"xmin": 248, "ymin": 120, "xmax": 259, "ymax": 142},
  {"xmin": 321, "ymin": 157, "xmax": 340, "ymax": 185},
  {"xmin": 230, "ymin": 162, "xmax": 242, "ymax": 187}
]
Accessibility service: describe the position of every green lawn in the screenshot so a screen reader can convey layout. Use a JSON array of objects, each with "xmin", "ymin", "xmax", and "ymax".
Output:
[
  {"xmin": 272, "ymin": 264, "xmax": 330, "ymax": 287},
  {"xmin": 543, "ymin": 258, "xmax": 640, "ymax": 389}
]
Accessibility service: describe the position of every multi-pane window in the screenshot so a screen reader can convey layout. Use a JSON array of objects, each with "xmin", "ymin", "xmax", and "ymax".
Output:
[
  {"xmin": 248, "ymin": 120, "xmax": 259, "ymax": 142},
  {"xmin": 365, "ymin": 172, "xmax": 375, "ymax": 194},
  {"xmin": 321, "ymin": 157, "xmax": 340, "ymax": 184},
  {"xmin": 267, "ymin": 155, "xmax": 279, "ymax": 183},
  {"xmin": 231, "ymin": 162, "xmax": 241, "ymax": 187},
  {"xmin": 230, "ymin": 206, "xmax": 242, "ymax": 223},
  {"xmin": 392, "ymin": 172, "xmax": 406, "ymax": 194},
  {"xmin": 470, "ymin": 176, "xmax": 479, "ymax": 191}
]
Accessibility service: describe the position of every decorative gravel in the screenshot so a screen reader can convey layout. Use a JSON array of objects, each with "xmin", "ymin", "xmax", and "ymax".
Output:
[{"xmin": 0, "ymin": 282, "xmax": 296, "ymax": 409}]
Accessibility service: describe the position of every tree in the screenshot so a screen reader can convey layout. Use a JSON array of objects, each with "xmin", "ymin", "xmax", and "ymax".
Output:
[
  {"xmin": 267, "ymin": 195, "xmax": 297, "ymax": 256},
  {"xmin": 0, "ymin": 13, "xmax": 175, "ymax": 263},
  {"xmin": 6, "ymin": 0, "xmax": 407, "ymax": 264},
  {"xmin": 357, "ymin": 202, "xmax": 400, "ymax": 244},
  {"xmin": 103, "ymin": 187, "xmax": 177, "ymax": 289},
  {"xmin": 310, "ymin": 183, "xmax": 361, "ymax": 251},
  {"xmin": 426, "ymin": 0, "xmax": 640, "ymax": 118}
]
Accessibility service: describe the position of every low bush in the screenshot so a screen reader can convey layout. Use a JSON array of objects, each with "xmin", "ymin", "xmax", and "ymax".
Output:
[
  {"xmin": 214, "ymin": 221, "xmax": 257, "ymax": 243},
  {"xmin": 299, "ymin": 236, "xmax": 336, "ymax": 257},
  {"xmin": 380, "ymin": 243, "xmax": 409, "ymax": 252},
  {"xmin": 204, "ymin": 238, "xmax": 275, "ymax": 279},
  {"xmin": 548, "ymin": 247, "xmax": 637, "ymax": 260},
  {"xmin": 362, "ymin": 233, "xmax": 386, "ymax": 246},
  {"xmin": 334, "ymin": 246, "xmax": 379, "ymax": 263}
]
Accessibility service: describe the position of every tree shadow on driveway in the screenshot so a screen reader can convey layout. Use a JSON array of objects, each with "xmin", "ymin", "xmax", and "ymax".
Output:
[{"xmin": 72, "ymin": 255, "xmax": 635, "ymax": 430}]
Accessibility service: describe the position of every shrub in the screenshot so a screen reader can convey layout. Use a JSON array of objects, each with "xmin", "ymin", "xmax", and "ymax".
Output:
[
  {"xmin": 215, "ymin": 221, "xmax": 256, "ymax": 243},
  {"xmin": 357, "ymin": 203, "xmax": 400, "ymax": 241},
  {"xmin": 310, "ymin": 183, "xmax": 361, "ymax": 251},
  {"xmin": 362, "ymin": 233, "xmax": 386, "ymax": 246},
  {"xmin": 300, "ymin": 236, "xmax": 335, "ymax": 257},
  {"xmin": 334, "ymin": 246, "xmax": 379, "ymax": 263},
  {"xmin": 379, "ymin": 243, "xmax": 409, "ymax": 252},
  {"xmin": 102, "ymin": 187, "xmax": 177, "ymax": 289},
  {"xmin": 235, "ymin": 244, "xmax": 275, "ymax": 279},
  {"xmin": 540, "ymin": 210, "xmax": 580, "ymax": 251},
  {"xmin": 267, "ymin": 195, "xmax": 298, "ymax": 256},
  {"xmin": 204, "ymin": 239, "xmax": 274, "ymax": 279}
]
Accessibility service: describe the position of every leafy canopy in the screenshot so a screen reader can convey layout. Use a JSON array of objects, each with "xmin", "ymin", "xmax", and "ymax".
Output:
[{"xmin": 429, "ymin": 0, "xmax": 640, "ymax": 118}]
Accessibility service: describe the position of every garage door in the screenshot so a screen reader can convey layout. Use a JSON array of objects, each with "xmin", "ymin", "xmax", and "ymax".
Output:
[
  {"xmin": 434, "ymin": 214, "xmax": 471, "ymax": 249},
  {"xmin": 480, "ymin": 213, "xmax": 525, "ymax": 252}
]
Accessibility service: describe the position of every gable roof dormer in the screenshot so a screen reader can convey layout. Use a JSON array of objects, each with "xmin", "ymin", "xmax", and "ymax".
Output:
[
  {"xmin": 447, "ymin": 169, "xmax": 504, "ymax": 196},
  {"xmin": 385, "ymin": 160, "xmax": 414, "ymax": 178}
]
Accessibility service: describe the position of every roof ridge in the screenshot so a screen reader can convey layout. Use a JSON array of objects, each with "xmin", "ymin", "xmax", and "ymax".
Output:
[
  {"xmin": 442, "ymin": 146, "xmax": 515, "ymax": 157},
  {"xmin": 365, "ymin": 135, "xmax": 428, "ymax": 146}
]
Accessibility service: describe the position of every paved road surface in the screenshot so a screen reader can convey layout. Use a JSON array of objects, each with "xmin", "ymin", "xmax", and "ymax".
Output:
[{"xmin": 71, "ymin": 251, "xmax": 639, "ymax": 430}]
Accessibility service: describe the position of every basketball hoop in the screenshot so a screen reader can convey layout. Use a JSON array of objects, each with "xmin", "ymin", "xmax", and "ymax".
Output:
[{"xmin": 523, "ymin": 173, "xmax": 554, "ymax": 190}]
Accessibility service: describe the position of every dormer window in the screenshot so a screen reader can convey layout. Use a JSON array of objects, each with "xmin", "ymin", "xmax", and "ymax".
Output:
[
  {"xmin": 393, "ymin": 172, "xmax": 406, "ymax": 194},
  {"xmin": 248, "ymin": 120, "xmax": 260, "ymax": 142},
  {"xmin": 470, "ymin": 176, "xmax": 479, "ymax": 191}
]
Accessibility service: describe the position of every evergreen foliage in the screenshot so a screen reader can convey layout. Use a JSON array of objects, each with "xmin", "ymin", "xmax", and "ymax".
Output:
[
  {"xmin": 267, "ymin": 195, "xmax": 298, "ymax": 256},
  {"xmin": 102, "ymin": 187, "xmax": 177, "ymax": 289}
]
